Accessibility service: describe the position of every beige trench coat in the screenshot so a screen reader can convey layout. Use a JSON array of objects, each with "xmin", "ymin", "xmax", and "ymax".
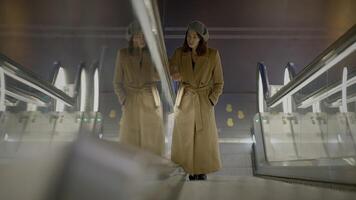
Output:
[
  {"xmin": 170, "ymin": 47, "xmax": 224, "ymax": 174},
  {"xmin": 113, "ymin": 48, "xmax": 164, "ymax": 156}
]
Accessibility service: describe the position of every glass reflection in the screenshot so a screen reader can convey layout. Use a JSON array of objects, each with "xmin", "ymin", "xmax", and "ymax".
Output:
[
  {"xmin": 262, "ymin": 56, "xmax": 356, "ymax": 165},
  {"xmin": 113, "ymin": 21, "xmax": 164, "ymax": 156}
]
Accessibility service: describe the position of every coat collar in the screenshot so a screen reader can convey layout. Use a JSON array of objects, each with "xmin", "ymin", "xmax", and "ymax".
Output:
[
  {"xmin": 128, "ymin": 50, "xmax": 151, "ymax": 70},
  {"xmin": 182, "ymin": 50, "xmax": 209, "ymax": 82}
]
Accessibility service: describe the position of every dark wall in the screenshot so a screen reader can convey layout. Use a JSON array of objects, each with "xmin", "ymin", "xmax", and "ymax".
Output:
[
  {"xmin": 0, "ymin": 0, "xmax": 355, "ymax": 93},
  {"xmin": 0, "ymin": 0, "xmax": 133, "ymax": 26},
  {"xmin": 0, "ymin": 0, "xmax": 134, "ymax": 82},
  {"xmin": 163, "ymin": 0, "xmax": 355, "ymax": 28},
  {"xmin": 163, "ymin": 0, "xmax": 356, "ymax": 92}
]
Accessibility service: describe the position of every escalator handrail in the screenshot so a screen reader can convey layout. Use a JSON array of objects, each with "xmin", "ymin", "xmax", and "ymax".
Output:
[
  {"xmin": 257, "ymin": 62, "xmax": 270, "ymax": 98},
  {"xmin": 89, "ymin": 61, "xmax": 100, "ymax": 112},
  {"xmin": 266, "ymin": 24, "xmax": 356, "ymax": 107},
  {"xmin": 0, "ymin": 53, "xmax": 75, "ymax": 106},
  {"xmin": 286, "ymin": 62, "xmax": 297, "ymax": 79},
  {"xmin": 131, "ymin": 0, "xmax": 176, "ymax": 110},
  {"xmin": 50, "ymin": 61, "xmax": 62, "ymax": 85}
]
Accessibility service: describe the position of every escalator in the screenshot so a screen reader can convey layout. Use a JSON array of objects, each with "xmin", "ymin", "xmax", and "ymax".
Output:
[
  {"xmin": 253, "ymin": 24, "xmax": 356, "ymax": 186},
  {"xmin": 0, "ymin": 51, "xmax": 107, "ymax": 199},
  {"xmin": 0, "ymin": 0, "xmax": 355, "ymax": 199}
]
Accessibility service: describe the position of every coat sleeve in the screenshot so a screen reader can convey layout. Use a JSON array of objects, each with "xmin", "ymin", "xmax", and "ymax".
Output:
[
  {"xmin": 169, "ymin": 48, "xmax": 180, "ymax": 75},
  {"xmin": 209, "ymin": 50, "xmax": 224, "ymax": 106},
  {"xmin": 113, "ymin": 49, "xmax": 126, "ymax": 105}
]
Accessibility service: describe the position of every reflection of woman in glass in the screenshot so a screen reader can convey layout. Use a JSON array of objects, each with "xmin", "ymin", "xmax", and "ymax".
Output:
[
  {"xmin": 113, "ymin": 21, "xmax": 164, "ymax": 156},
  {"xmin": 170, "ymin": 21, "xmax": 224, "ymax": 180}
]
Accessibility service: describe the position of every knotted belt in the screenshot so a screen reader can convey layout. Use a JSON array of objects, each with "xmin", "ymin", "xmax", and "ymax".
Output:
[
  {"xmin": 125, "ymin": 85, "xmax": 161, "ymax": 107},
  {"xmin": 175, "ymin": 83, "xmax": 211, "ymax": 132}
]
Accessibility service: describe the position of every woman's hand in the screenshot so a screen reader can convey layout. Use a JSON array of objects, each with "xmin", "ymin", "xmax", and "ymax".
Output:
[{"xmin": 172, "ymin": 72, "xmax": 182, "ymax": 81}]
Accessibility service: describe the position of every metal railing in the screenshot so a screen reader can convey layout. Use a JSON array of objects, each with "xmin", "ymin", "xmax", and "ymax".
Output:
[
  {"xmin": 0, "ymin": 53, "xmax": 75, "ymax": 108},
  {"xmin": 266, "ymin": 25, "xmax": 356, "ymax": 108}
]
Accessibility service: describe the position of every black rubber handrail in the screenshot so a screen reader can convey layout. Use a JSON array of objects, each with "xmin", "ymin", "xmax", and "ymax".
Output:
[{"xmin": 50, "ymin": 61, "xmax": 62, "ymax": 85}]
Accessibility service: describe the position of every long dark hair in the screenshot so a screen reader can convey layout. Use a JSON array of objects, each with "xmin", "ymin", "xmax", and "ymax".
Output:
[
  {"xmin": 128, "ymin": 36, "xmax": 148, "ymax": 55},
  {"xmin": 182, "ymin": 32, "xmax": 207, "ymax": 56}
]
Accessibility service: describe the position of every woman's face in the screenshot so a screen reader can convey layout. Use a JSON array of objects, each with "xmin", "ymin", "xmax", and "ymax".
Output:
[
  {"xmin": 186, "ymin": 30, "xmax": 200, "ymax": 49},
  {"xmin": 132, "ymin": 32, "xmax": 146, "ymax": 49}
]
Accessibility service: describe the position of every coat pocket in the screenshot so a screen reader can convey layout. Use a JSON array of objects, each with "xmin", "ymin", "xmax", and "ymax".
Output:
[
  {"xmin": 206, "ymin": 90, "xmax": 214, "ymax": 107},
  {"xmin": 175, "ymin": 86, "xmax": 185, "ymax": 108},
  {"xmin": 151, "ymin": 87, "xmax": 161, "ymax": 107}
]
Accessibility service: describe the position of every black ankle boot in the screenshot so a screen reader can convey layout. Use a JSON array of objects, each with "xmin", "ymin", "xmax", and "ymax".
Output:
[
  {"xmin": 188, "ymin": 174, "xmax": 198, "ymax": 181},
  {"xmin": 197, "ymin": 174, "xmax": 207, "ymax": 180}
]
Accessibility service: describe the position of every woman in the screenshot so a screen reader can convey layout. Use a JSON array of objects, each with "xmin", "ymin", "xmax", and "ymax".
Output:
[
  {"xmin": 113, "ymin": 21, "xmax": 164, "ymax": 156},
  {"xmin": 170, "ymin": 21, "xmax": 224, "ymax": 180}
]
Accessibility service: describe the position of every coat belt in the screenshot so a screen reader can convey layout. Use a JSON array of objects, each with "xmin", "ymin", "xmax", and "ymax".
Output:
[
  {"xmin": 125, "ymin": 85, "xmax": 161, "ymax": 107},
  {"xmin": 175, "ymin": 83, "xmax": 211, "ymax": 132}
]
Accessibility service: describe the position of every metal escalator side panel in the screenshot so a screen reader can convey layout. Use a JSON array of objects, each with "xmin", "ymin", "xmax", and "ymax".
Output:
[{"xmin": 295, "ymin": 112, "xmax": 328, "ymax": 159}]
